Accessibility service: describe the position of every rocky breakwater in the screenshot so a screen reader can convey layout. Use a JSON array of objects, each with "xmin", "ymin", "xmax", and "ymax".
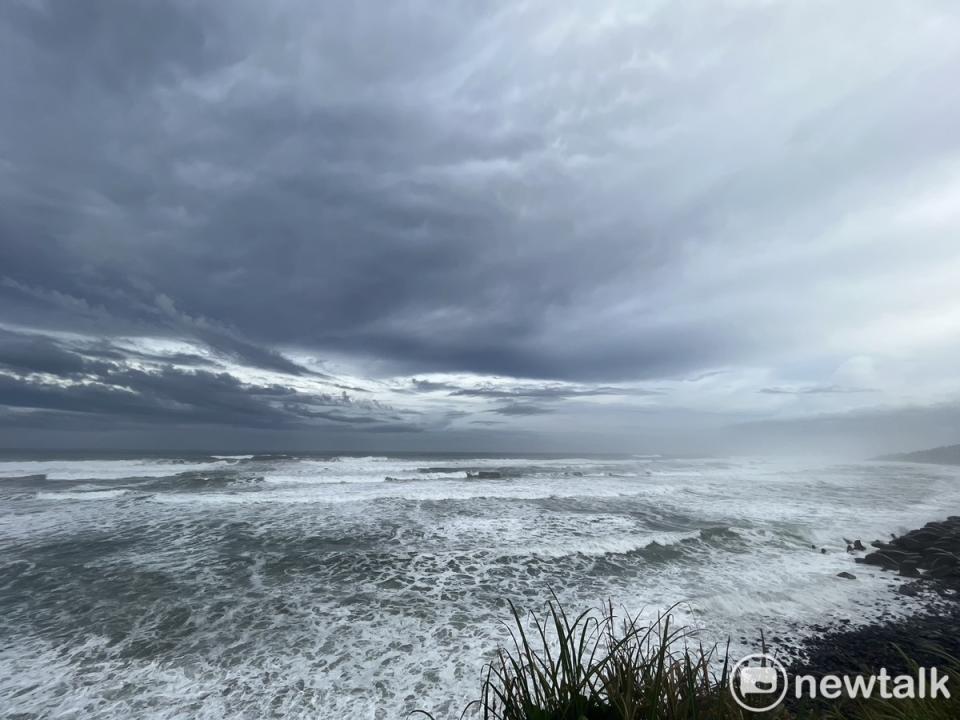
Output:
[{"xmin": 857, "ymin": 515, "xmax": 960, "ymax": 593}]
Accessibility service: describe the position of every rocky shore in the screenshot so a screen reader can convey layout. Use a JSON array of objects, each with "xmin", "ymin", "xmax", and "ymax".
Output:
[
  {"xmin": 857, "ymin": 515, "xmax": 960, "ymax": 586},
  {"xmin": 782, "ymin": 516, "xmax": 960, "ymax": 704}
]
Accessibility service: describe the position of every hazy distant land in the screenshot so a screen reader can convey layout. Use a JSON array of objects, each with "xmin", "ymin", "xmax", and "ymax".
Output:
[{"xmin": 877, "ymin": 443, "xmax": 960, "ymax": 465}]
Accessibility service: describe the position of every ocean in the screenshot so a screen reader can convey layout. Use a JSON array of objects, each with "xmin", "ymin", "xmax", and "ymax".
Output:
[{"xmin": 2, "ymin": 452, "xmax": 958, "ymax": 718}]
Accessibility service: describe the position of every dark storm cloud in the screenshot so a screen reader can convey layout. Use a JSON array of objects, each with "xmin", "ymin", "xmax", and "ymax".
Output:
[
  {"xmin": 0, "ymin": 328, "xmax": 415, "ymax": 432},
  {"xmin": 1, "ymin": 1, "xmax": 959, "ymax": 445},
  {"xmin": 0, "ymin": 0, "xmax": 761, "ymax": 388},
  {"xmin": 0, "ymin": 366, "xmax": 404, "ymax": 430},
  {"xmin": 0, "ymin": 331, "xmax": 100, "ymax": 376},
  {"xmin": 83, "ymin": 344, "xmax": 212, "ymax": 367}
]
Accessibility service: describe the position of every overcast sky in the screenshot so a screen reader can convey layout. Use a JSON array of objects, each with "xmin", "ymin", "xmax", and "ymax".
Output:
[{"xmin": 1, "ymin": 0, "xmax": 959, "ymax": 455}]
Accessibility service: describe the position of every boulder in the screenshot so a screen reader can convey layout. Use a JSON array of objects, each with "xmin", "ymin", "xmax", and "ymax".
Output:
[
  {"xmin": 933, "ymin": 539, "xmax": 960, "ymax": 554},
  {"xmin": 928, "ymin": 553, "xmax": 958, "ymax": 570},
  {"xmin": 836, "ymin": 571, "xmax": 857, "ymax": 580},
  {"xmin": 860, "ymin": 552, "xmax": 902, "ymax": 570},
  {"xmin": 853, "ymin": 540, "xmax": 866, "ymax": 551},
  {"xmin": 898, "ymin": 562, "xmax": 921, "ymax": 578},
  {"xmin": 925, "ymin": 564, "xmax": 959, "ymax": 580}
]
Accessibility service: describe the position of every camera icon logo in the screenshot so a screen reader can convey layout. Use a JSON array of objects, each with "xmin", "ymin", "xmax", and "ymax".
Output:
[{"xmin": 730, "ymin": 653, "xmax": 788, "ymax": 712}]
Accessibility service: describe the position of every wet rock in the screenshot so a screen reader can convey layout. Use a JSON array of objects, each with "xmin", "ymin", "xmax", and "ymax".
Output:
[
  {"xmin": 853, "ymin": 539, "xmax": 866, "ymax": 551},
  {"xmin": 860, "ymin": 551, "xmax": 902, "ymax": 570},
  {"xmin": 836, "ymin": 571, "xmax": 857, "ymax": 580},
  {"xmin": 899, "ymin": 562, "xmax": 921, "ymax": 578},
  {"xmin": 898, "ymin": 581, "xmax": 922, "ymax": 597}
]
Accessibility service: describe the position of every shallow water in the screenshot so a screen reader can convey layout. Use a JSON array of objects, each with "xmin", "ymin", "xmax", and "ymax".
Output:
[{"xmin": 1, "ymin": 453, "xmax": 957, "ymax": 718}]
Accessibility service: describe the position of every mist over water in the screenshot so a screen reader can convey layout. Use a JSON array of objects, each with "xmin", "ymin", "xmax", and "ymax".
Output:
[{"xmin": 2, "ymin": 453, "xmax": 958, "ymax": 718}]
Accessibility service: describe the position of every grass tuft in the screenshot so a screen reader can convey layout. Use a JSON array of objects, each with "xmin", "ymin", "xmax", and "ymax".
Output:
[
  {"xmin": 435, "ymin": 595, "xmax": 749, "ymax": 720},
  {"xmin": 416, "ymin": 596, "xmax": 960, "ymax": 720}
]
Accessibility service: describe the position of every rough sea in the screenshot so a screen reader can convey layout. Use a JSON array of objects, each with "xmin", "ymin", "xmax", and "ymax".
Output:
[{"xmin": 2, "ymin": 452, "xmax": 958, "ymax": 718}]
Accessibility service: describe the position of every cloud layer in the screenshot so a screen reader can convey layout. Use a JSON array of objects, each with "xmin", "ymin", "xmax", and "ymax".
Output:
[{"xmin": 2, "ymin": 0, "xmax": 960, "ymax": 453}]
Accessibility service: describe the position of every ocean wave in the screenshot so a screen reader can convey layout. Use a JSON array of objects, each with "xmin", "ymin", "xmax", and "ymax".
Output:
[
  {"xmin": 36, "ymin": 489, "xmax": 130, "ymax": 501},
  {"xmin": 0, "ymin": 458, "xmax": 228, "ymax": 481},
  {"xmin": 6, "ymin": 455, "xmax": 960, "ymax": 719}
]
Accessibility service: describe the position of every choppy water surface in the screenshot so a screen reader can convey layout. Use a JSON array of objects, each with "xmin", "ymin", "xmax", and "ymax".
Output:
[{"xmin": 2, "ymin": 453, "xmax": 958, "ymax": 718}]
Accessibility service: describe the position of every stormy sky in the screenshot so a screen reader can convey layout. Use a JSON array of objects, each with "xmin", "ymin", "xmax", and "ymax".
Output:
[{"xmin": 1, "ymin": 0, "xmax": 959, "ymax": 455}]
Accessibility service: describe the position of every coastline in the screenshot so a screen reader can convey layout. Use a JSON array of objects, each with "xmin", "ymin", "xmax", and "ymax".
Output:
[{"xmin": 782, "ymin": 516, "xmax": 960, "ymax": 706}]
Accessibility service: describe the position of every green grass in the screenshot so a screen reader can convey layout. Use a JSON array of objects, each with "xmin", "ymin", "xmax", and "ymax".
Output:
[
  {"xmin": 415, "ymin": 596, "xmax": 959, "ymax": 720},
  {"xmin": 416, "ymin": 595, "xmax": 752, "ymax": 720}
]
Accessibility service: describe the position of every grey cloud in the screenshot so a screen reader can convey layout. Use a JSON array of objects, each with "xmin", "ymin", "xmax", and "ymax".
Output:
[
  {"xmin": 489, "ymin": 403, "xmax": 554, "ymax": 416},
  {"xmin": 450, "ymin": 384, "xmax": 661, "ymax": 400},
  {"xmin": 759, "ymin": 385, "xmax": 878, "ymax": 395},
  {"xmin": 410, "ymin": 379, "xmax": 660, "ymax": 400},
  {"xmin": 0, "ymin": 0, "xmax": 808, "ymax": 384},
  {"xmin": 0, "ymin": 327, "xmax": 415, "ymax": 432},
  {"xmin": 0, "ymin": 368, "xmax": 347, "ymax": 430},
  {"xmin": 410, "ymin": 379, "xmax": 459, "ymax": 393},
  {"xmin": 0, "ymin": 331, "xmax": 100, "ymax": 376},
  {"xmin": 0, "ymin": 2, "xmax": 958, "ymax": 446},
  {"xmin": 724, "ymin": 402, "xmax": 960, "ymax": 457}
]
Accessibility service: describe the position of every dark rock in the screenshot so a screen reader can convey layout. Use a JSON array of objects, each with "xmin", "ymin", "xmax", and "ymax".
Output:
[
  {"xmin": 836, "ymin": 572, "xmax": 857, "ymax": 580},
  {"xmin": 861, "ymin": 551, "xmax": 902, "ymax": 569},
  {"xmin": 871, "ymin": 543, "xmax": 901, "ymax": 554},
  {"xmin": 899, "ymin": 562, "xmax": 921, "ymax": 578},
  {"xmin": 898, "ymin": 581, "xmax": 923, "ymax": 597},
  {"xmin": 821, "ymin": 548, "xmax": 828, "ymax": 554},
  {"xmin": 929, "ymin": 553, "xmax": 958, "ymax": 569},
  {"xmin": 853, "ymin": 540, "xmax": 866, "ymax": 551},
  {"xmin": 926, "ymin": 564, "xmax": 959, "ymax": 580}
]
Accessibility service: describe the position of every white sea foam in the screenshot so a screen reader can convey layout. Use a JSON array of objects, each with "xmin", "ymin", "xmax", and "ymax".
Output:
[
  {"xmin": 36, "ymin": 489, "xmax": 130, "ymax": 501},
  {"xmin": 0, "ymin": 458, "xmax": 227, "ymax": 481},
  {"xmin": 2, "ymin": 455, "xmax": 960, "ymax": 718}
]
